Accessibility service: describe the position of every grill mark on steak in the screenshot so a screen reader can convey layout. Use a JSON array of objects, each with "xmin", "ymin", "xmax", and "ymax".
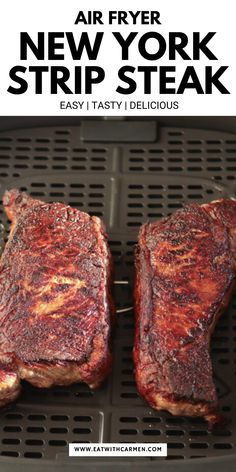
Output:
[{"xmin": 134, "ymin": 199, "xmax": 236, "ymax": 423}]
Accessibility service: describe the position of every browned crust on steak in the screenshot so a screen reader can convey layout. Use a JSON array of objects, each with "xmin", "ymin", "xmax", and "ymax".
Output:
[
  {"xmin": 0, "ymin": 189, "xmax": 114, "ymax": 405},
  {"xmin": 134, "ymin": 200, "xmax": 236, "ymax": 421}
]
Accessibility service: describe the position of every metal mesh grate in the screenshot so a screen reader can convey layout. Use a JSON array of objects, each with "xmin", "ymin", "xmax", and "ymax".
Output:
[
  {"xmin": 0, "ymin": 124, "xmax": 235, "ymax": 465},
  {"xmin": 0, "ymin": 407, "xmax": 102, "ymax": 459},
  {"xmin": 0, "ymin": 126, "xmax": 236, "ymax": 184}
]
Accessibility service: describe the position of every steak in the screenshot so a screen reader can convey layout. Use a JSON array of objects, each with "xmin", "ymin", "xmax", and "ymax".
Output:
[
  {"xmin": 133, "ymin": 199, "xmax": 236, "ymax": 422},
  {"xmin": 0, "ymin": 189, "xmax": 113, "ymax": 406}
]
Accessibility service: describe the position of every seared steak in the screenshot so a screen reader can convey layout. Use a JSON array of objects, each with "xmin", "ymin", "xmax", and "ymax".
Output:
[
  {"xmin": 0, "ymin": 189, "xmax": 113, "ymax": 406},
  {"xmin": 133, "ymin": 199, "xmax": 236, "ymax": 422}
]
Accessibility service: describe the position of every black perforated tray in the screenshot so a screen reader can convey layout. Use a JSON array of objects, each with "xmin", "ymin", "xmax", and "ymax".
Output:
[{"xmin": 0, "ymin": 122, "xmax": 235, "ymax": 471}]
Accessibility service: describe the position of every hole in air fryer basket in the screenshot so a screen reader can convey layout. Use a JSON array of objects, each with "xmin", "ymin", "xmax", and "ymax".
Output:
[
  {"xmin": 28, "ymin": 414, "xmax": 46, "ymax": 421},
  {"xmin": 54, "ymin": 139, "xmax": 68, "ymax": 144},
  {"xmin": 31, "ymin": 182, "xmax": 46, "ymax": 187},
  {"xmin": 166, "ymin": 455, "xmax": 185, "ymax": 460},
  {"xmin": 130, "ymin": 158, "xmax": 144, "ymax": 163},
  {"xmin": 129, "ymin": 149, "xmax": 145, "ymax": 154},
  {"xmin": 120, "ymin": 393, "xmax": 139, "ymax": 398},
  {"xmin": 121, "ymin": 380, "xmax": 136, "ymax": 387},
  {"xmin": 189, "ymin": 455, "xmax": 206, "ymax": 459},
  {"xmin": 91, "ymin": 157, "xmax": 106, "ymax": 162},
  {"xmin": 168, "ymin": 140, "xmax": 183, "ymax": 145},
  {"xmin": 54, "ymin": 147, "xmax": 68, "ymax": 153},
  {"xmin": 50, "ymin": 427, "xmax": 68, "ymax": 434},
  {"xmin": 143, "ymin": 429, "xmax": 161, "ymax": 436},
  {"xmin": 55, "ymin": 130, "xmax": 70, "ymax": 135},
  {"xmin": 5, "ymin": 413, "xmax": 23, "ymax": 420},
  {"xmin": 149, "ymin": 157, "xmax": 163, "ymax": 163},
  {"xmin": 92, "ymin": 148, "xmax": 107, "ymax": 153},
  {"xmin": 149, "ymin": 148, "xmax": 164, "ymax": 154},
  {"xmin": 143, "ymin": 417, "xmax": 161, "ymax": 424},
  {"xmin": 129, "ymin": 166, "xmax": 144, "ymax": 171},
  {"xmin": 213, "ymin": 443, "xmax": 232, "ymax": 449},
  {"xmin": 36, "ymin": 138, "xmax": 50, "ymax": 143},
  {"xmin": 168, "ymin": 131, "xmax": 183, "ymax": 136},
  {"xmin": 121, "ymin": 369, "xmax": 133, "ymax": 375},
  {"xmin": 2, "ymin": 438, "xmax": 20, "ymax": 445},
  {"xmin": 89, "ymin": 184, "xmax": 104, "ymax": 189},
  {"xmin": 120, "ymin": 417, "xmax": 138, "ymax": 423},
  {"xmin": 52, "ymin": 156, "xmax": 67, "ymax": 162},
  {"xmin": 74, "ymin": 416, "xmax": 92, "ymax": 422},
  {"xmin": 30, "ymin": 192, "xmax": 45, "ymax": 197},
  {"xmin": 52, "ymin": 165, "xmax": 67, "ymax": 170},
  {"xmin": 24, "ymin": 452, "xmax": 43, "ymax": 458},
  {"xmin": 187, "ymin": 194, "xmax": 203, "ymax": 199},
  {"xmin": 73, "ymin": 428, "xmax": 91, "ymax": 434},
  {"xmin": 48, "ymin": 440, "xmax": 67, "ymax": 447},
  {"xmin": 25, "ymin": 439, "xmax": 44, "ymax": 446},
  {"xmin": 33, "ymin": 165, "xmax": 48, "ymax": 170},
  {"xmin": 190, "ymin": 430, "xmax": 208, "ymax": 437},
  {"xmin": 166, "ymin": 430, "xmax": 185, "ymax": 436},
  {"xmin": 212, "ymin": 429, "xmax": 232, "ymax": 437},
  {"xmin": 3, "ymin": 426, "xmax": 22, "ymax": 433},
  {"xmin": 221, "ymin": 406, "xmax": 231, "ymax": 412},
  {"xmin": 168, "ymin": 149, "xmax": 183, "ymax": 154},
  {"xmin": 50, "ymin": 183, "xmax": 66, "ymax": 188},
  {"xmin": 75, "ymin": 391, "xmax": 93, "ymax": 398},
  {"xmin": 168, "ymin": 166, "xmax": 183, "ymax": 172},
  {"xmin": 1, "ymin": 452, "xmax": 19, "ymax": 457},
  {"xmin": 27, "ymin": 427, "xmax": 45, "ymax": 433},
  {"xmin": 73, "ymin": 148, "xmax": 87, "ymax": 153},
  {"xmin": 72, "ymin": 157, "xmax": 86, "ymax": 162},
  {"xmin": 189, "ymin": 443, "xmax": 209, "ymax": 449},
  {"xmin": 50, "ymin": 192, "xmax": 65, "ymax": 198},
  {"xmin": 119, "ymin": 429, "xmax": 138, "ymax": 435},
  {"xmin": 167, "ymin": 443, "xmax": 185, "ymax": 449},
  {"xmin": 0, "ymin": 164, "xmax": 9, "ymax": 169},
  {"xmin": 51, "ymin": 415, "xmax": 69, "ymax": 421},
  {"xmin": 90, "ymin": 163, "xmax": 106, "ymax": 170},
  {"xmin": 0, "ymin": 137, "xmax": 12, "ymax": 142},
  {"xmin": 168, "ymin": 157, "xmax": 183, "ymax": 162}
]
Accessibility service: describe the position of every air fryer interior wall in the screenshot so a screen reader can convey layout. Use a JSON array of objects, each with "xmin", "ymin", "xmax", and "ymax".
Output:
[{"xmin": 1, "ymin": 117, "xmax": 236, "ymax": 134}]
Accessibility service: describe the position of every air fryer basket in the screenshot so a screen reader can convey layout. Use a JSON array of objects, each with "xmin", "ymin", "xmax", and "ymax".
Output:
[{"xmin": 0, "ymin": 120, "xmax": 235, "ymax": 471}]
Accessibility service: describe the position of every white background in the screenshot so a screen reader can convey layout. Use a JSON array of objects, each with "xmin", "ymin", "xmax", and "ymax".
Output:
[
  {"xmin": 0, "ymin": 0, "xmax": 235, "ymax": 116},
  {"xmin": 69, "ymin": 443, "xmax": 167, "ymax": 457}
]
